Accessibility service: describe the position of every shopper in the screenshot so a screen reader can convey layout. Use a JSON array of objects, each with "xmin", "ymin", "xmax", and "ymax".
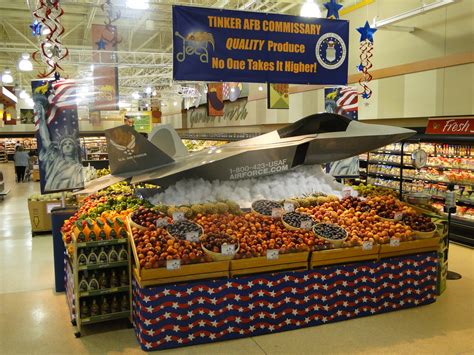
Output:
[{"xmin": 14, "ymin": 146, "xmax": 30, "ymax": 183}]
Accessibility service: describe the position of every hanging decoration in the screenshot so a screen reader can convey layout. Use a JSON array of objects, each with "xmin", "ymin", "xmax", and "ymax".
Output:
[
  {"xmin": 324, "ymin": 0, "xmax": 343, "ymax": 19},
  {"xmin": 100, "ymin": 0, "xmax": 122, "ymax": 47},
  {"xmin": 29, "ymin": 20, "xmax": 42, "ymax": 36},
  {"xmin": 31, "ymin": 0, "xmax": 69, "ymax": 78},
  {"xmin": 356, "ymin": 21, "xmax": 377, "ymax": 99}
]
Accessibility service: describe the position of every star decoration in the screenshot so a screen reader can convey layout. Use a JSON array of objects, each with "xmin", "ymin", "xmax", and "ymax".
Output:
[
  {"xmin": 324, "ymin": 0, "xmax": 343, "ymax": 19},
  {"xmin": 357, "ymin": 64, "xmax": 364, "ymax": 72},
  {"xmin": 357, "ymin": 21, "xmax": 377, "ymax": 43},
  {"xmin": 361, "ymin": 92, "xmax": 370, "ymax": 99},
  {"xmin": 30, "ymin": 20, "xmax": 42, "ymax": 36},
  {"xmin": 96, "ymin": 38, "xmax": 107, "ymax": 50}
]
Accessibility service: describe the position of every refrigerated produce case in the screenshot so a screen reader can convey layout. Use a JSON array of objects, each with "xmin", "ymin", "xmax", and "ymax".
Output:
[{"xmin": 360, "ymin": 134, "xmax": 474, "ymax": 247}]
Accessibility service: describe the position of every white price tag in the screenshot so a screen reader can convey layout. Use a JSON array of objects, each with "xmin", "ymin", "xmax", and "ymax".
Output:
[
  {"xmin": 352, "ymin": 190, "xmax": 359, "ymax": 198},
  {"xmin": 390, "ymin": 238, "xmax": 400, "ymax": 247},
  {"xmin": 185, "ymin": 231, "xmax": 200, "ymax": 242},
  {"xmin": 166, "ymin": 259, "xmax": 181, "ymax": 270},
  {"xmin": 300, "ymin": 220, "xmax": 312, "ymax": 230},
  {"xmin": 362, "ymin": 241, "xmax": 373, "ymax": 251},
  {"xmin": 283, "ymin": 202, "xmax": 295, "ymax": 212},
  {"xmin": 394, "ymin": 212, "xmax": 403, "ymax": 221},
  {"xmin": 172, "ymin": 212, "xmax": 185, "ymax": 221},
  {"xmin": 266, "ymin": 249, "xmax": 279, "ymax": 260},
  {"xmin": 221, "ymin": 244, "xmax": 236, "ymax": 256},
  {"xmin": 271, "ymin": 208, "xmax": 283, "ymax": 219},
  {"xmin": 342, "ymin": 188, "xmax": 352, "ymax": 199},
  {"xmin": 156, "ymin": 217, "xmax": 169, "ymax": 228}
]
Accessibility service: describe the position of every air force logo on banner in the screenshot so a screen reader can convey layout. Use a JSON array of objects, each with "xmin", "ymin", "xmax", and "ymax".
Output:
[
  {"xmin": 315, "ymin": 33, "xmax": 347, "ymax": 70},
  {"xmin": 175, "ymin": 31, "xmax": 215, "ymax": 63}
]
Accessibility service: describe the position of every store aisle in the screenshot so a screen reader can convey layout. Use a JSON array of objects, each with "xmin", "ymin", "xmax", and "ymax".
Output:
[{"xmin": 0, "ymin": 163, "xmax": 473, "ymax": 354}]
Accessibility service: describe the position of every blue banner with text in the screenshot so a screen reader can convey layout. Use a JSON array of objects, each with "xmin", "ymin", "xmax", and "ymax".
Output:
[{"xmin": 173, "ymin": 6, "xmax": 349, "ymax": 85}]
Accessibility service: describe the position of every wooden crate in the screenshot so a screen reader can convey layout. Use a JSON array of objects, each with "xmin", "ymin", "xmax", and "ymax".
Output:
[
  {"xmin": 379, "ymin": 237, "xmax": 440, "ymax": 258},
  {"xmin": 230, "ymin": 252, "xmax": 309, "ymax": 277},
  {"xmin": 310, "ymin": 245, "xmax": 380, "ymax": 268},
  {"xmin": 128, "ymin": 217, "xmax": 229, "ymax": 287},
  {"xmin": 133, "ymin": 261, "xmax": 230, "ymax": 287}
]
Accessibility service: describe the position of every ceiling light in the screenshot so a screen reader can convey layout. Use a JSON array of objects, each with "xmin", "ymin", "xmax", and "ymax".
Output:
[
  {"xmin": 145, "ymin": 87, "xmax": 152, "ymax": 95},
  {"xmin": 126, "ymin": 0, "xmax": 149, "ymax": 10},
  {"xmin": 173, "ymin": 101, "xmax": 178, "ymax": 106},
  {"xmin": 1, "ymin": 68, "xmax": 13, "ymax": 84},
  {"xmin": 26, "ymin": 98, "xmax": 34, "ymax": 107},
  {"xmin": 18, "ymin": 54, "xmax": 33, "ymax": 72},
  {"xmin": 152, "ymin": 90, "xmax": 157, "ymax": 96},
  {"xmin": 132, "ymin": 91, "xmax": 140, "ymax": 100},
  {"xmin": 19, "ymin": 90, "xmax": 29, "ymax": 99},
  {"xmin": 300, "ymin": 0, "xmax": 321, "ymax": 18},
  {"xmin": 258, "ymin": 85, "xmax": 263, "ymax": 91}
]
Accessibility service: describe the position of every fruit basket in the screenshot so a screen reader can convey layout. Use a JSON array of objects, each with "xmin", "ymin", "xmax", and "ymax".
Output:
[
  {"xmin": 200, "ymin": 233, "xmax": 240, "ymax": 261},
  {"xmin": 281, "ymin": 211, "xmax": 315, "ymax": 231},
  {"xmin": 251, "ymin": 199, "xmax": 282, "ymax": 217},
  {"xmin": 312, "ymin": 223, "xmax": 347, "ymax": 248},
  {"xmin": 166, "ymin": 220, "xmax": 204, "ymax": 240}
]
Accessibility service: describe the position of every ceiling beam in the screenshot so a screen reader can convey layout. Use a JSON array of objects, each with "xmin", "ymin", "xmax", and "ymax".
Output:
[{"xmin": 3, "ymin": 21, "xmax": 38, "ymax": 48}]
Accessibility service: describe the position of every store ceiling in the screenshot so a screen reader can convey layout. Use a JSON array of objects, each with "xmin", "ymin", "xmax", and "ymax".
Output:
[{"xmin": 0, "ymin": 0, "xmax": 360, "ymax": 99}]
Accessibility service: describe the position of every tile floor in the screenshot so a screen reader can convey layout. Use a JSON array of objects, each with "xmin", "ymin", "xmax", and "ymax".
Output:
[{"xmin": 0, "ymin": 161, "xmax": 473, "ymax": 354}]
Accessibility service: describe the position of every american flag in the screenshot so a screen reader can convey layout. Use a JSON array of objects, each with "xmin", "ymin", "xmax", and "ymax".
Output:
[
  {"xmin": 222, "ymin": 82, "xmax": 230, "ymax": 101},
  {"xmin": 34, "ymin": 79, "xmax": 77, "ymax": 131},
  {"xmin": 336, "ymin": 86, "xmax": 358, "ymax": 120}
]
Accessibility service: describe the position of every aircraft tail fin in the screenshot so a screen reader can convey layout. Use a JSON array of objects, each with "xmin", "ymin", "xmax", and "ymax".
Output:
[
  {"xmin": 105, "ymin": 125, "xmax": 174, "ymax": 176},
  {"xmin": 149, "ymin": 124, "xmax": 189, "ymax": 159}
]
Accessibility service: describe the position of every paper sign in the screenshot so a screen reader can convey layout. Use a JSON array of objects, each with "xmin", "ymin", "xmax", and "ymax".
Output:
[
  {"xmin": 156, "ymin": 217, "xmax": 169, "ymax": 227},
  {"xmin": 166, "ymin": 259, "xmax": 181, "ymax": 270},
  {"xmin": 221, "ymin": 244, "xmax": 236, "ymax": 256},
  {"xmin": 267, "ymin": 249, "xmax": 279, "ymax": 260},
  {"xmin": 284, "ymin": 202, "xmax": 295, "ymax": 212},
  {"xmin": 46, "ymin": 202, "xmax": 62, "ymax": 214},
  {"xmin": 271, "ymin": 208, "xmax": 283, "ymax": 219},
  {"xmin": 185, "ymin": 231, "xmax": 200, "ymax": 242},
  {"xmin": 390, "ymin": 238, "xmax": 400, "ymax": 247},
  {"xmin": 394, "ymin": 212, "xmax": 403, "ymax": 221},
  {"xmin": 362, "ymin": 241, "xmax": 373, "ymax": 251},
  {"xmin": 300, "ymin": 220, "xmax": 312, "ymax": 230},
  {"xmin": 342, "ymin": 188, "xmax": 352, "ymax": 198},
  {"xmin": 172, "ymin": 212, "xmax": 185, "ymax": 221},
  {"xmin": 352, "ymin": 190, "xmax": 359, "ymax": 198}
]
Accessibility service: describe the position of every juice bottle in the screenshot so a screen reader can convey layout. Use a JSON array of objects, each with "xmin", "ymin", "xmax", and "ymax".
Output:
[
  {"xmin": 118, "ymin": 245, "xmax": 128, "ymax": 261},
  {"xmin": 90, "ymin": 299, "xmax": 100, "ymax": 316},
  {"xmin": 110, "ymin": 270, "xmax": 119, "ymax": 288},
  {"xmin": 80, "ymin": 300, "xmax": 90, "ymax": 319},
  {"xmin": 89, "ymin": 272, "xmax": 99, "ymax": 291},
  {"xmin": 98, "ymin": 272, "xmax": 108, "ymax": 289},
  {"xmin": 111, "ymin": 296, "xmax": 119, "ymax": 313},
  {"xmin": 78, "ymin": 249, "xmax": 88, "ymax": 266},
  {"xmin": 98, "ymin": 248, "xmax": 108, "ymax": 264},
  {"xmin": 120, "ymin": 269, "xmax": 128, "ymax": 286},
  {"xmin": 120, "ymin": 295, "xmax": 130, "ymax": 312},
  {"xmin": 106, "ymin": 217, "xmax": 117, "ymax": 239},
  {"xmin": 108, "ymin": 247, "xmax": 119, "ymax": 263},
  {"xmin": 100, "ymin": 297, "xmax": 110, "ymax": 315},
  {"xmin": 86, "ymin": 219, "xmax": 96, "ymax": 241},
  {"xmin": 95, "ymin": 218, "xmax": 106, "ymax": 241}
]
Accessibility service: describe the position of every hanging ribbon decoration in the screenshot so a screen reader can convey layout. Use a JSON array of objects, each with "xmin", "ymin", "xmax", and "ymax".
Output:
[
  {"xmin": 100, "ymin": 0, "xmax": 122, "ymax": 47},
  {"xmin": 32, "ymin": 0, "xmax": 69, "ymax": 78},
  {"xmin": 356, "ymin": 21, "xmax": 377, "ymax": 99}
]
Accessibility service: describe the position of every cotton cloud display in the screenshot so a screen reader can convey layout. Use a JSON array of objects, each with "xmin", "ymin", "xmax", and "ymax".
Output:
[{"xmin": 150, "ymin": 165, "xmax": 344, "ymax": 207}]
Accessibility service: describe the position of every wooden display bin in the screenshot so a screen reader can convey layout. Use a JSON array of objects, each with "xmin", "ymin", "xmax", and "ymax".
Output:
[
  {"xmin": 379, "ymin": 237, "xmax": 440, "ymax": 258},
  {"xmin": 31, "ymin": 169, "xmax": 40, "ymax": 182},
  {"xmin": 310, "ymin": 245, "xmax": 380, "ymax": 268},
  {"xmin": 230, "ymin": 251, "xmax": 309, "ymax": 277}
]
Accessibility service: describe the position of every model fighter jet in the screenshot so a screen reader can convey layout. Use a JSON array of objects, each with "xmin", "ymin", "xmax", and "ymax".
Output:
[{"xmin": 79, "ymin": 113, "xmax": 415, "ymax": 193}]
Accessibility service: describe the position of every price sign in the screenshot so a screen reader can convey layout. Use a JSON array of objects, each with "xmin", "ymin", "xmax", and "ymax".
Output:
[
  {"xmin": 362, "ymin": 241, "xmax": 373, "ymax": 251},
  {"xmin": 172, "ymin": 211, "xmax": 185, "ymax": 221},
  {"xmin": 300, "ymin": 220, "xmax": 312, "ymax": 230},
  {"xmin": 166, "ymin": 259, "xmax": 181, "ymax": 270},
  {"xmin": 390, "ymin": 237, "xmax": 400, "ymax": 247},
  {"xmin": 156, "ymin": 217, "xmax": 169, "ymax": 228},
  {"xmin": 342, "ymin": 188, "xmax": 352, "ymax": 199},
  {"xmin": 185, "ymin": 231, "xmax": 200, "ymax": 242},
  {"xmin": 221, "ymin": 244, "xmax": 236, "ymax": 256},
  {"xmin": 271, "ymin": 208, "xmax": 283, "ymax": 219},
  {"xmin": 284, "ymin": 202, "xmax": 295, "ymax": 212},
  {"xmin": 394, "ymin": 212, "xmax": 403, "ymax": 221},
  {"xmin": 352, "ymin": 190, "xmax": 359, "ymax": 198},
  {"xmin": 266, "ymin": 249, "xmax": 279, "ymax": 260}
]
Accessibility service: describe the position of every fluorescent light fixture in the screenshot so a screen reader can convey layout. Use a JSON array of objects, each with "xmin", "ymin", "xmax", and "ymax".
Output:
[
  {"xmin": 145, "ymin": 87, "xmax": 152, "ymax": 95},
  {"xmin": 126, "ymin": 0, "xmax": 149, "ymax": 10},
  {"xmin": 258, "ymin": 85, "xmax": 263, "ymax": 91},
  {"xmin": 152, "ymin": 90, "xmax": 157, "ymax": 96},
  {"xmin": 26, "ymin": 98, "xmax": 34, "ymax": 107},
  {"xmin": 18, "ymin": 54, "xmax": 33, "ymax": 72},
  {"xmin": 132, "ymin": 91, "xmax": 140, "ymax": 100},
  {"xmin": 173, "ymin": 101, "xmax": 178, "ymax": 106},
  {"xmin": 1, "ymin": 68, "xmax": 13, "ymax": 84},
  {"xmin": 300, "ymin": 0, "xmax": 321, "ymax": 18}
]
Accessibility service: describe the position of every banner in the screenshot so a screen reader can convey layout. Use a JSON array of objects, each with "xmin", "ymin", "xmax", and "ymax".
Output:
[
  {"xmin": 207, "ymin": 83, "xmax": 224, "ymax": 116},
  {"xmin": 173, "ymin": 6, "xmax": 349, "ymax": 85},
  {"xmin": 31, "ymin": 80, "xmax": 84, "ymax": 193},
  {"xmin": 426, "ymin": 117, "xmax": 474, "ymax": 135},
  {"xmin": 324, "ymin": 86, "xmax": 359, "ymax": 178},
  {"xmin": 267, "ymin": 83, "xmax": 289, "ymax": 109},
  {"xmin": 91, "ymin": 24, "xmax": 119, "ymax": 111}
]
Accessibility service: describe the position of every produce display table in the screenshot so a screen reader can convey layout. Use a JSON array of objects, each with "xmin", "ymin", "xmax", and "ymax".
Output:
[{"xmin": 132, "ymin": 252, "xmax": 437, "ymax": 351}]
